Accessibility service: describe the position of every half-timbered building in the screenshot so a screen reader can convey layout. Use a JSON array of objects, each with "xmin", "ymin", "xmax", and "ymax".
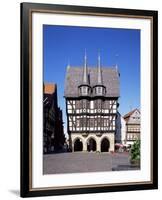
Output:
[
  {"xmin": 64, "ymin": 54, "xmax": 120, "ymax": 152},
  {"xmin": 43, "ymin": 83, "xmax": 65, "ymax": 153},
  {"xmin": 123, "ymin": 108, "xmax": 140, "ymax": 146}
]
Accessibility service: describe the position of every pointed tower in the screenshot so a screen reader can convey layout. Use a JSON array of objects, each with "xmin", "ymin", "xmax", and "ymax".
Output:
[
  {"xmin": 78, "ymin": 51, "xmax": 91, "ymax": 96},
  {"xmin": 97, "ymin": 53, "xmax": 103, "ymax": 84},
  {"xmin": 93, "ymin": 53, "xmax": 106, "ymax": 96},
  {"xmin": 82, "ymin": 51, "xmax": 88, "ymax": 84}
]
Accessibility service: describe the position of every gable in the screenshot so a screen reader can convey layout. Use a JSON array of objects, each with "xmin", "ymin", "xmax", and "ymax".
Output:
[{"xmin": 127, "ymin": 109, "xmax": 140, "ymax": 124}]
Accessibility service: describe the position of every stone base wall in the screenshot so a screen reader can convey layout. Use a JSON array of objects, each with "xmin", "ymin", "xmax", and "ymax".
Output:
[{"xmin": 70, "ymin": 133, "xmax": 115, "ymax": 152}]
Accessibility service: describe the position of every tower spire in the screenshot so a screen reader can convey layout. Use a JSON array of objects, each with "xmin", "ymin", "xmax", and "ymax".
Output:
[
  {"xmin": 82, "ymin": 49, "xmax": 88, "ymax": 84},
  {"xmin": 97, "ymin": 51, "xmax": 103, "ymax": 84}
]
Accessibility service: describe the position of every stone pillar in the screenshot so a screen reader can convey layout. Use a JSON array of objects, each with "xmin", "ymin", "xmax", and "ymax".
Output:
[
  {"xmin": 71, "ymin": 140, "xmax": 74, "ymax": 152},
  {"xmin": 68, "ymin": 135, "xmax": 73, "ymax": 151},
  {"xmin": 96, "ymin": 140, "xmax": 101, "ymax": 152},
  {"xmin": 109, "ymin": 134, "xmax": 115, "ymax": 152},
  {"xmin": 83, "ymin": 139, "xmax": 87, "ymax": 151}
]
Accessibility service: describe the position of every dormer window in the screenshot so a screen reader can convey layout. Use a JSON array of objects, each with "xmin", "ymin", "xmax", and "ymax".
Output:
[
  {"xmin": 98, "ymin": 87, "xmax": 102, "ymax": 93},
  {"xmin": 93, "ymin": 85, "xmax": 106, "ymax": 96},
  {"xmin": 82, "ymin": 86, "xmax": 87, "ymax": 94},
  {"xmin": 79, "ymin": 85, "xmax": 91, "ymax": 96}
]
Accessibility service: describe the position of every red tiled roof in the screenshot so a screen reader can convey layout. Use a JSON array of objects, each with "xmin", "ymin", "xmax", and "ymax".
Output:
[{"xmin": 44, "ymin": 83, "xmax": 56, "ymax": 94}]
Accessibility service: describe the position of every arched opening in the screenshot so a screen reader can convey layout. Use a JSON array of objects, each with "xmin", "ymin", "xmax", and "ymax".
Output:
[
  {"xmin": 74, "ymin": 138, "xmax": 83, "ymax": 151},
  {"xmin": 87, "ymin": 138, "xmax": 96, "ymax": 152},
  {"xmin": 101, "ymin": 138, "xmax": 110, "ymax": 152}
]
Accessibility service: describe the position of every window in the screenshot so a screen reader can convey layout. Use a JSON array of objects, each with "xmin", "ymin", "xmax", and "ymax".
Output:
[
  {"xmin": 104, "ymin": 101, "xmax": 109, "ymax": 109},
  {"xmin": 98, "ymin": 87, "xmax": 102, "ymax": 94},
  {"xmin": 94, "ymin": 119, "xmax": 97, "ymax": 127},
  {"xmin": 87, "ymin": 118, "xmax": 90, "ymax": 127},
  {"xmin": 79, "ymin": 86, "xmax": 90, "ymax": 96},
  {"xmin": 80, "ymin": 118, "xmax": 83, "ymax": 127},
  {"xmin": 82, "ymin": 99, "xmax": 86, "ymax": 109},
  {"xmin": 90, "ymin": 118, "xmax": 94, "ymax": 127},
  {"xmin": 94, "ymin": 100, "xmax": 102, "ymax": 109},
  {"xmin": 94, "ymin": 86, "xmax": 105, "ymax": 95},
  {"xmin": 98, "ymin": 118, "xmax": 101, "ymax": 126},
  {"xmin": 76, "ymin": 119, "xmax": 80, "ymax": 127},
  {"xmin": 76, "ymin": 101, "xmax": 80, "ymax": 109},
  {"xmin": 98, "ymin": 100, "xmax": 102, "ymax": 109},
  {"xmin": 87, "ymin": 101, "xmax": 90, "ymax": 109},
  {"xmin": 81, "ymin": 99, "xmax": 90, "ymax": 109},
  {"xmin": 82, "ymin": 118, "xmax": 87, "ymax": 127},
  {"xmin": 94, "ymin": 100, "xmax": 97, "ymax": 109},
  {"xmin": 104, "ymin": 119, "xmax": 107, "ymax": 127},
  {"xmin": 82, "ymin": 86, "xmax": 87, "ymax": 94}
]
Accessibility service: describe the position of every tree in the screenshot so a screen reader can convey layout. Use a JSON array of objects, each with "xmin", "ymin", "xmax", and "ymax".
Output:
[{"xmin": 131, "ymin": 139, "xmax": 140, "ymax": 161}]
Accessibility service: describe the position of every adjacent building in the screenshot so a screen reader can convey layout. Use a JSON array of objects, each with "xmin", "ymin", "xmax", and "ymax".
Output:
[
  {"xmin": 115, "ymin": 112, "xmax": 126, "ymax": 144},
  {"xmin": 64, "ymin": 54, "xmax": 120, "ymax": 152},
  {"xmin": 123, "ymin": 109, "xmax": 140, "ymax": 146},
  {"xmin": 115, "ymin": 108, "xmax": 141, "ymax": 147},
  {"xmin": 43, "ymin": 83, "xmax": 65, "ymax": 154}
]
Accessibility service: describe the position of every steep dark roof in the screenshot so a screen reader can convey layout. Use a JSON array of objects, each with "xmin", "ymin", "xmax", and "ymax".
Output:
[{"xmin": 64, "ymin": 66, "xmax": 120, "ymax": 97}]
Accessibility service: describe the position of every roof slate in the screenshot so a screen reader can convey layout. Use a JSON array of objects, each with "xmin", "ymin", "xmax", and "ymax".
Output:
[{"xmin": 64, "ymin": 66, "xmax": 120, "ymax": 98}]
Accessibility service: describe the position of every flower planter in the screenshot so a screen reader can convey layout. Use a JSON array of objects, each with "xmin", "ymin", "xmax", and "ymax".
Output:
[{"xmin": 130, "ymin": 159, "xmax": 140, "ymax": 168}]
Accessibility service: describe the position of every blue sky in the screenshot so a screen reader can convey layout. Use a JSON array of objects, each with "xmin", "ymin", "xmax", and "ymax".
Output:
[{"xmin": 43, "ymin": 25, "xmax": 140, "ymax": 134}]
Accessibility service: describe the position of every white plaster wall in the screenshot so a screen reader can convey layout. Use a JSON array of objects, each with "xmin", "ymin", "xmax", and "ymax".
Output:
[{"xmin": 121, "ymin": 117, "xmax": 126, "ymax": 144}]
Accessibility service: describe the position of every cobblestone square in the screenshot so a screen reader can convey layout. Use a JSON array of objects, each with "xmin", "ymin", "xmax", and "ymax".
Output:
[{"xmin": 43, "ymin": 152, "xmax": 140, "ymax": 174}]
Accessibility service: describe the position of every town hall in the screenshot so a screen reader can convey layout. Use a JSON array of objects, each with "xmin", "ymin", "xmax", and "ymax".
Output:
[{"xmin": 64, "ymin": 53, "xmax": 120, "ymax": 152}]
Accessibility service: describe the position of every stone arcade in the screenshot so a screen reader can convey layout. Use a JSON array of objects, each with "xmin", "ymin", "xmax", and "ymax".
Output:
[{"xmin": 64, "ymin": 53, "xmax": 120, "ymax": 152}]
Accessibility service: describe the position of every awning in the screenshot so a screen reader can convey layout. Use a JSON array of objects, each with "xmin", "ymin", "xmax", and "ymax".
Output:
[{"xmin": 115, "ymin": 143, "xmax": 124, "ymax": 147}]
